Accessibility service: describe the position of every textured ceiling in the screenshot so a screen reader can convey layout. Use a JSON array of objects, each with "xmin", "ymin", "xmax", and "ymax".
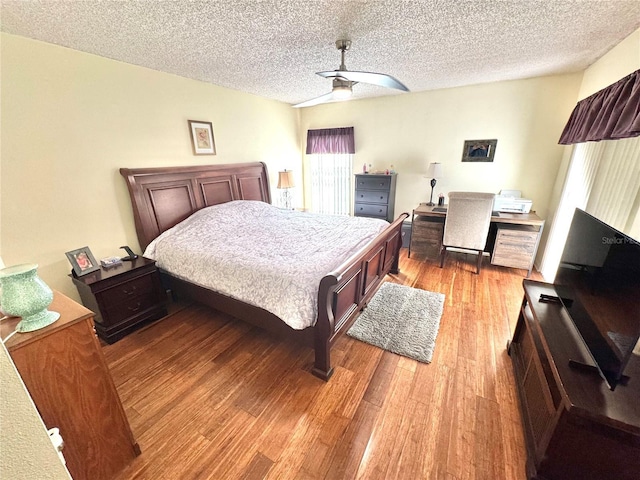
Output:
[{"xmin": 2, "ymin": 1, "xmax": 640, "ymax": 106}]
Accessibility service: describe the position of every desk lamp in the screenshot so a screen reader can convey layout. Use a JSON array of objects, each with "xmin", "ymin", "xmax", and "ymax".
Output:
[
  {"xmin": 277, "ymin": 169, "xmax": 295, "ymax": 209},
  {"xmin": 425, "ymin": 162, "xmax": 443, "ymax": 206}
]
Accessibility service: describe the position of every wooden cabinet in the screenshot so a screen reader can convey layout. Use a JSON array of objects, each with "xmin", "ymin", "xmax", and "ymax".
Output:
[
  {"xmin": 509, "ymin": 280, "xmax": 640, "ymax": 480},
  {"xmin": 71, "ymin": 257, "xmax": 167, "ymax": 343},
  {"xmin": 1, "ymin": 292, "xmax": 140, "ymax": 480},
  {"xmin": 409, "ymin": 215, "xmax": 444, "ymax": 257},
  {"xmin": 354, "ymin": 173, "xmax": 397, "ymax": 222},
  {"xmin": 491, "ymin": 224, "xmax": 541, "ymax": 272}
]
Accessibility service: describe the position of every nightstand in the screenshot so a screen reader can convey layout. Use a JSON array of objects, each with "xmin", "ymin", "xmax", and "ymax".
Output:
[{"xmin": 70, "ymin": 257, "xmax": 167, "ymax": 343}]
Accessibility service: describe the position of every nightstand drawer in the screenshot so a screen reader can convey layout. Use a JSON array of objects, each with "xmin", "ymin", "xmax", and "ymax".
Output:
[
  {"xmin": 356, "ymin": 176, "xmax": 392, "ymax": 191},
  {"xmin": 98, "ymin": 273, "xmax": 155, "ymax": 305},
  {"xmin": 355, "ymin": 203, "xmax": 388, "ymax": 218},
  {"xmin": 103, "ymin": 293, "xmax": 160, "ymax": 323},
  {"xmin": 355, "ymin": 190, "xmax": 389, "ymax": 204}
]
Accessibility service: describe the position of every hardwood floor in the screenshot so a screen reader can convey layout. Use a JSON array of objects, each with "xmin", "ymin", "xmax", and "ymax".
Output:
[{"xmin": 104, "ymin": 249, "xmax": 541, "ymax": 480}]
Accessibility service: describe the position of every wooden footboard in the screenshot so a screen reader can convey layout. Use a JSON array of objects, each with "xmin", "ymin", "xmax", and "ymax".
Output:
[{"xmin": 312, "ymin": 213, "xmax": 409, "ymax": 380}]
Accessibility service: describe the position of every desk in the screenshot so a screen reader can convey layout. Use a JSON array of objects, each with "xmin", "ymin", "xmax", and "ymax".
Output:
[{"xmin": 409, "ymin": 204, "xmax": 545, "ymax": 277}]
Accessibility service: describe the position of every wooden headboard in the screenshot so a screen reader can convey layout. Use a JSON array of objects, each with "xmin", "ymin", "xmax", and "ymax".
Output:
[{"xmin": 120, "ymin": 162, "xmax": 271, "ymax": 250}]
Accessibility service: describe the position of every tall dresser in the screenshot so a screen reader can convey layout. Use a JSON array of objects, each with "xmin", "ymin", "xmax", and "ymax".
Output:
[{"xmin": 354, "ymin": 173, "xmax": 397, "ymax": 222}]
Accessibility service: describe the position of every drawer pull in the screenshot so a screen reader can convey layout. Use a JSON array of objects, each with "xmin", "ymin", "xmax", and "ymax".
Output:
[
  {"xmin": 122, "ymin": 285, "xmax": 137, "ymax": 295},
  {"xmin": 128, "ymin": 302, "xmax": 142, "ymax": 313},
  {"xmin": 501, "ymin": 234, "xmax": 536, "ymax": 239}
]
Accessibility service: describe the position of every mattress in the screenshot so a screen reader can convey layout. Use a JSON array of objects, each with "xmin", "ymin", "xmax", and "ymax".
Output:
[{"xmin": 144, "ymin": 200, "xmax": 389, "ymax": 329}]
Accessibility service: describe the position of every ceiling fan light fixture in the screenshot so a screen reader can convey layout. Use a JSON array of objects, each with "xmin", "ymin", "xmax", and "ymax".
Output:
[
  {"xmin": 294, "ymin": 39, "xmax": 408, "ymax": 108},
  {"xmin": 332, "ymin": 84, "xmax": 352, "ymax": 99}
]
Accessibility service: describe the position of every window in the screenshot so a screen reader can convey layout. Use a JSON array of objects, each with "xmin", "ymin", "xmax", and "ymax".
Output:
[
  {"xmin": 306, "ymin": 127, "xmax": 355, "ymax": 215},
  {"xmin": 309, "ymin": 153, "xmax": 352, "ymax": 215},
  {"xmin": 541, "ymin": 137, "xmax": 640, "ymax": 280}
]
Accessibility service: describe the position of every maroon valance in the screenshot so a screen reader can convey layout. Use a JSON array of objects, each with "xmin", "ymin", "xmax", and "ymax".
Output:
[
  {"xmin": 306, "ymin": 127, "xmax": 355, "ymax": 154},
  {"xmin": 559, "ymin": 69, "xmax": 640, "ymax": 145}
]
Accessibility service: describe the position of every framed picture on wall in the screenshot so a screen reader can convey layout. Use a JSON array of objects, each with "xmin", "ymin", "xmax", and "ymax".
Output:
[
  {"xmin": 65, "ymin": 246, "xmax": 100, "ymax": 277},
  {"xmin": 188, "ymin": 120, "xmax": 216, "ymax": 155},
  {"xmin": 461, "ymin": 139, "xmax": 497, "ymax": 162}
]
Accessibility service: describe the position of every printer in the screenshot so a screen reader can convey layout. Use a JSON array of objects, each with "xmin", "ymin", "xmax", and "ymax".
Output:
[{"xmin": 493, "ymin": 190, "xmax": 533, "ymax": 214}]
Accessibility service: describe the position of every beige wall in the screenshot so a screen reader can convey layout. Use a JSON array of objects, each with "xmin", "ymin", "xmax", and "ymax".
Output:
[
  {"xmin": 1, "ymin": 33, "xmax": 300, "ymax": 301},
  {"xmin": 299, "ymin": 74, "xmax": 582, "ymax": 226},
  {"xmin": 578, "ymin": 28, "xmax": 640, "ymax": 100}
]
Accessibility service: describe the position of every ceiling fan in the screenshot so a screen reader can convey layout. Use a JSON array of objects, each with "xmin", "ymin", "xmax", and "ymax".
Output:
[{"xmin": 292, "ymin": 39, "xmax": 410, "ymax": 108}]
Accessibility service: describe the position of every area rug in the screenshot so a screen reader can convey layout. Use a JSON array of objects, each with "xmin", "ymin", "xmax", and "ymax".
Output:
[{"xmin": 347, "ymin": 282, "xmax": 445, "ymax": 363}]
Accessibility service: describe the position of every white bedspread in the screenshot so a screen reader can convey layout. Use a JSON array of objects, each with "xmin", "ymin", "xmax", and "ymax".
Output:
[{"xmin": 144, "ymin": 201, "xmax": 389, "ymax": 330}]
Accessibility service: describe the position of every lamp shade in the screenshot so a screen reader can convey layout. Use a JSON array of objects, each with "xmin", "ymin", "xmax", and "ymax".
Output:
[
  {"xmin": 277, "ymin": 170, "xmax": 295, "ymax": 189},
  {"xmin": 426, "ymin": 162, "xmax": 443, "ymax": 178}
]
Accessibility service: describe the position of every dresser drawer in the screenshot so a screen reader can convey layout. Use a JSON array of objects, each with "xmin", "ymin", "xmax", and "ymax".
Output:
[
  {"xmin": 355, "ymin": 190, "xmax": 389, "ymax": 204},
  {"xmin": 356, "ymin": 175, "xmax": 392, "ymax": 191},
  {"xmin": 410, "ymin": 218, "xmax": 444, "ymax": 256},
  {"xmin": 492, "ymin": 227, "xmax": 539, "ymax": 269},
  {"xmin": 492, "ymin": 252, "xmax": 533, "ymax": 270},
  {"xmin": 412, "ymin": 220, "xmax": 444, "ymax": 241},
  {"xmin": 97, "ymin": 273, "xmax": 155, "ymax": 305},
  {"xmin": 355, "ymin": 203, "xmax": 388, "ymax": 218},
  {"xmin": 494, "ymin": 239, "xmax": 536, "ymax": 255},
  {"xmin": 496, "ymin": 228, "xmax": 539, "ymax": 245}
]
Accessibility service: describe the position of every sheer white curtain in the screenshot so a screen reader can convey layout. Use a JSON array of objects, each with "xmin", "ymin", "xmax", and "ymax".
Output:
[
  {"xmin": 309, "ymin": 154, "xmax": 352, "ymax": 215},
  {"xmin": 541, "ymin": 137, "xmax": 640, "ymax": 280},
  {"xmin": 306, "ymin": 127, "xmax": 355, "ymax": 216}
]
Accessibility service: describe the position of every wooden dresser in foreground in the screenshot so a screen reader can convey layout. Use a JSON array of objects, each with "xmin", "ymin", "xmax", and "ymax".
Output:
[{"xmin": 1, "ymin": 291, "xmax": 140, "ymax": 480}]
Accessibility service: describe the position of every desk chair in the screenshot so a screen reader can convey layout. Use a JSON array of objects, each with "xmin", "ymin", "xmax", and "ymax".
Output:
[{"xmin": 440, "ymin": 192, "xmax": 495, "ymax": 274}]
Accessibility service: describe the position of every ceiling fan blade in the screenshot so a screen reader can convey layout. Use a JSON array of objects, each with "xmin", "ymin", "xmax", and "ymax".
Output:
[
  {"xmin": 292, "ymin": 92, "xmax": 336, "ymax": 108},
  {"xmin": 317, "ymin": 70, "xmax": 409, "ymax": 91}
]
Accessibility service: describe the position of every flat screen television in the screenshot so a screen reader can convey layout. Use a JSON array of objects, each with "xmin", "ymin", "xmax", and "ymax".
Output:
[{"xmin": 554, "ymin": 208, "xmax": 640, "ymax": 390}]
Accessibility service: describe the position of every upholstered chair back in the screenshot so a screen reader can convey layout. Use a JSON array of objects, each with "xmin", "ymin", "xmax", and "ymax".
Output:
[{"xmin": 442, "ymin": 192, "xmax": 495, "ymax": 251}]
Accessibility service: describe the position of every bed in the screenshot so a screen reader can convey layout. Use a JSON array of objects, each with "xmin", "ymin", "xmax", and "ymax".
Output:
[{"xmin": 120, "ymin": 162, "xmax": 408, "ymax": 380}]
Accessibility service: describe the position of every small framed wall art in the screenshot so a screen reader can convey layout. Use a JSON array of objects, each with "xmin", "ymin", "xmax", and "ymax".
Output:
[
  {"xmin": 461, "ymin": 139, "xmax": 497, "ymax": 162},
  {"xmin": 66, "ymin": 246, "xmax": 101, "ymax": 276},
  {"xmin": 188, "ymin": 120, "xmax": 216, "ymax": 155}
]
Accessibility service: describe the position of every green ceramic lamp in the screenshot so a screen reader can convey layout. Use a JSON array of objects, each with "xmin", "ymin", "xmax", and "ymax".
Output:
[{"xmin": 0, "ymin": 264, "xmax": 60, "ymax": 332}]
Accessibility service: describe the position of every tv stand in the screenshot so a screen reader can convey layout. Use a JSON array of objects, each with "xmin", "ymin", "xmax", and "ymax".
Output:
[
  {"xmin": 508, "ymin": 280, "xmax": 640, "ymax": 480},
  {"xmin": 566, "ymin": 358, "xmax": 633, "ymax": 388}
]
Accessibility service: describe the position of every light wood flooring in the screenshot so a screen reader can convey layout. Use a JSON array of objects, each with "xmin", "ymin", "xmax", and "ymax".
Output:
[{"xmin": 104, "ymin": 249, "xmax": 541, "ymax": 480}]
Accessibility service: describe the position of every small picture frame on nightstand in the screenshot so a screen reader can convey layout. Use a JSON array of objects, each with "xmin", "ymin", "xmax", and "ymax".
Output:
[{"xmin": 66, "ymin": 246, "xmax": 101, "ymax": 277}]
